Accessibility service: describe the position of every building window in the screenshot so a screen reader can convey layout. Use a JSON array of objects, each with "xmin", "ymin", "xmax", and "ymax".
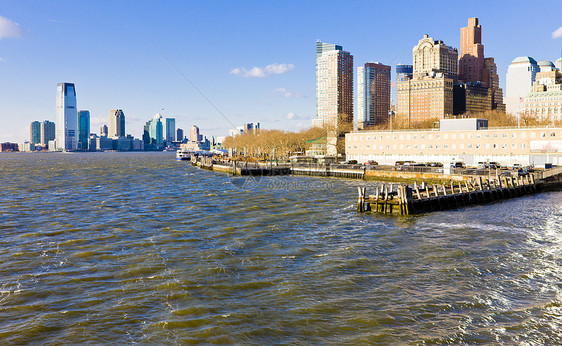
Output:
[
  {"xmin": 522, "ymin": 143, "xmax": 526, "ymax": 148},
  {"xmin": 512, "ymin": 143, "xmax": 516, "ymax": 149}
]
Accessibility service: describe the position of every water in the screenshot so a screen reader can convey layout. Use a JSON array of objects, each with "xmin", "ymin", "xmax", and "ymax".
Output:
[{"xmin": 1, "ymin": 152, "xmax": 561, "ymax": 344}]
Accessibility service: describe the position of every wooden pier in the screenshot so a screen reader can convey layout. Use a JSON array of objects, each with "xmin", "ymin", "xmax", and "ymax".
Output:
[
  {"xmin": 190, "ymin": 156, "xmax": 290, "ymax": 176},
  {"xmin": 357, "ymin": 175, "xmax": 538, "ymax": 215}
]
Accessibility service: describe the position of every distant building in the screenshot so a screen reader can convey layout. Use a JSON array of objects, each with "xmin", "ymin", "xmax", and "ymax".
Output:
[
  {"xmin": 100, "ymin": 125, "xmax": 108, "ymax": 137},
  {"xmin": 190, "ymin": 125, "xmax": 201, "ymax": 142},
  {"xmin": 314, "ymin": 40, "xmax": 353, "ymax": 136},
  {"xmin": 357, "ymin": 62, "xmax": 391, "ymax": 128},
  {"xmin": 55, "ymin": 82, "xmax": 78, "ymax": 151},
  {"xmin": 346, "ymin": 119, "xmax": 562, "ymax": 167},
  {"xmin": 78, "ymin": 110, "xmax": 90, "ymax": 150},
  {"xmin": 396, "ymin": 64, "xmax": 413, "ymax": 82},
  {"xmin": 555, "ymin": 57, "xmax": 562, "ymax": 72},
  {"xmin": 143, "ymin": 113, "xmax": 163, "ymax": 149},
  {"xmin": 459, "ymin": 17, "xmax": 484, "ymax": 84},
  {"xmin": 521, "ymin": 69, "xmax": 562, "ymax": 122},
  {"xmin": 108, "ymin": 109, "xmax": 125, "ymax": 138},
  {"xmin": 40, "ymin": 120, "xmax": 55, "ymax": 148},
  {"xmin": 21, "ymin": 141, "xmax": 35, "ymax": 152},
  {"xmin": 396, "ymin": 34, "xmax": 457, "ymax": 125},
  {"xmin": 163, "ymin": 118, "xmax": 175, "ymax": 142},
  {"xmin": 505, "ymin": 57, "xmax": 540, "ymax": 116},
  {"xmin": 176, "ymin": 128, "xmax": 184, "ymax": 142},
  {"xmin": 227, "ymin": 123, "xmax": 260, "ymax": 137},
  {"xmin": 453, "ymin": 82, "xmax": 492, "ymax": 115},
  {"xmin": 0, "ymin": 142, "xmax": 19, "ymax": 152},
  {"xmin": 30, "ymin": 121, "xmax": 41, "ymax": 145}
]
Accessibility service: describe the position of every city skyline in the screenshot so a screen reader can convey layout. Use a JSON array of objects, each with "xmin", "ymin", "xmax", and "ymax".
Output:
[{"xmin": 1, "ymin": 1, "xmax": 562, "ymax": 143}]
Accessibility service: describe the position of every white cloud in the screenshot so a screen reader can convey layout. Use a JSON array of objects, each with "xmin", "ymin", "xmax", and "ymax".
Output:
[
  {"xmin": 230, "ymin": 63, "xmax": 295, "ymax": 78},
  {"xmin": 0, "ymin": 16, "xmax": 23, "ymax": 39},
  {"xmin": 553, "ymin": 27, "xmax": 562, "ymax": 39},
  {"xmin": 273, "ymin": 87, "xmax": 302, "ymax": 98},
  {"xmin": 286, "ymin": 112, "xmax": 309, "ymax": 120}
]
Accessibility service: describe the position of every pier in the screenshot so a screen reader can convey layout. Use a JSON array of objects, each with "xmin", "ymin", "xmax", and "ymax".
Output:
[
  {"xmin": 357, "ymin": 175, "xmax": 540, "ymax": 215},
  {"xmin": 190, "ymin": 156, "xmax": 290, "ymax": 176}
]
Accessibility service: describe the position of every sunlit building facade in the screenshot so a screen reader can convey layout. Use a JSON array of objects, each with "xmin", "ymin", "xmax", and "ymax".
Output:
[
  {"xmin": 357, "ymin": 62, "xmax": 391, "ymax": 128},
  {"xmin": 55, "ymin": 82, "xmax": 78, "ymax": 151}
]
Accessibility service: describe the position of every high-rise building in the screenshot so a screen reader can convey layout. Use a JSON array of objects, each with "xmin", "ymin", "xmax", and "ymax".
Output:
[
  {"xmin": 357, "ymin": 62, "xmax": 391, "ymax": 128},
  {"xmin": 459, "ymin": 17, "xmax": 484, "ymax": 83},
  {"xmin": 143, "ymin": 113, "xmax": 163, "ymax": 148},
  {"xmin": 396, "ymin": 35, "xmax": 457, "ymax": 125},
  {"xmin": 176, "ymin": 128, "xmax": 184, "ymax": 142},
  {"xmin": 314, "ymin": 41, "xmax": 353, "ymax": 131},
  {"xmin": 100, "ymin": 125, "xmax": 108, "ymax": 137},
  {"xmin": 190, "ymin": 125, "xmax": 201, "ymax": 142},
  {"xmin": 538, "ymin": 60, "xmax": 556, "ymax": 72},
  {"xmin": 30, "ymin": 121, "xmax": 41, "ymax": 144},
  {"xmin": 55, "ymin": 82, "xmax": 78, "ymax": 151},
  {"xmin": 484, "ymin": 57, "xmax": 506, "ymax": 112},
  {"xmin": 505, "ymin": 57, "xmax": 540, "ymax": 116},
  {"xmin": 40, "ymin": 120, "xmax": 55, "ymax": 148},
  {"xmin": 108, "ymin": 109, "xmax": 125, "ymax": 138},
  {"xmin": 396, "ymin": 64, "xmax": 413, "ymax": 82},
  {"xmin": 78, "ymin": 110, "xmax": 90, "ymax": 150},
  {"xmin": 163, "ymin": 118, "xmax": 176, "ymax": 142}
]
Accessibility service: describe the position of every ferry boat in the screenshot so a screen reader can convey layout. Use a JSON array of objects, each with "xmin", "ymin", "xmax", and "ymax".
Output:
[{"xmin": 176, "ymin": 148, "xmax": 194, "ymax": 160}]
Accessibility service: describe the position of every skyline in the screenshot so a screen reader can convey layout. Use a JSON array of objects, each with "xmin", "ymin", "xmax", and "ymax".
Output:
[{"xmin": 1, "ymin": 1, "xmax": 562, "ymax": 143}]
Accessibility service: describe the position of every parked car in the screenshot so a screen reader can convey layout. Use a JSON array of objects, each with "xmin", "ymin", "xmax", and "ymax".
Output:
[
  {"xmin": 364, "ymin": 160, "xmax": 378, "ymax": 166},
  {"xmin": 517, "ymin": 169, "xmax": 529, "ymax": 176},
  {"xmin": 345, "ymin": 160, "xmax": 358, "ymax": 165}
]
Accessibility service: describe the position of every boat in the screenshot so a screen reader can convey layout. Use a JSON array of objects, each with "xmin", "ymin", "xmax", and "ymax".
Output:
[{"xmin": 176, "ymin": 148, "xmax": 194, "ymax": 160}]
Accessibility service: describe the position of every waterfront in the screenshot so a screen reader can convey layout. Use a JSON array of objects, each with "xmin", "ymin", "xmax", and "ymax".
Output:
[{"xmin": 1, "ymin": 152, "xmax": 562, "ymax": 344}]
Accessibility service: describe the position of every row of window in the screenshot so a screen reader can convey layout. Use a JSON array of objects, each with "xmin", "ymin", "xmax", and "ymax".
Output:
[
  {"xmin": 354, "ymin": 131, "xmax": 558, "ymax": 141},
  {"xmin": 349, "ymin": 143, "xmax": 527, "ymax": 150}
]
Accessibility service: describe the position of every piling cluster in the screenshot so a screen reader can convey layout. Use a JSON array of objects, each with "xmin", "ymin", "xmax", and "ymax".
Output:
[{"xmin": 357, "ymin": 175, "xmax": 537, "ymax": 215}]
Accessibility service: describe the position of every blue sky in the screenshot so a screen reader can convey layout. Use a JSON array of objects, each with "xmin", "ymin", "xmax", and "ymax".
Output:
[{"xmin": 1, "ymin": 0, "xmax": 561, "ymax": 143}]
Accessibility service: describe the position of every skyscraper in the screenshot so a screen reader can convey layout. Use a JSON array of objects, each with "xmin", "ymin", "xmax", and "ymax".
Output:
[
  {"xmin": 396, "ymin": 35, "xmax": 457, "ymax": 125},
  {"xmin": 30, "ymin": 121, "xmax": 41, "ymax": 144},
  {"xmin": 100, "ymin": 125, "xmax": 108, "ymax": 137},
  {"xmin": 55, "ymin": 82, "xmax": 78, "ymax": 151},
  {"xmin": 505, "ymin": 57, "xmax": 540, "ymax": 116},
  {"xmin": 190, "ymin": 125, "xmax": 201, "ymax": 142},
  {"xmin": 40, "ymin": 120, "xmax": 55, "ymax": 148},
  {"xmin": 176, "ymin": 128, "xmax": 184, "ymax": 142},
  {"xmin": 357, "ymin": 62, "xmax": 391, "ymax": 128},
  {"xmin": 143, "ymin": 113, "xmax": 163, "ymax": 148},
  {"xmin": 314, "ymin": 41, "xmax": 353, "ymax": 130},
  {"xmin": 108, "ymin": 109, "xmax": 125, "ymax": 138},
  {"xmin": 163, "ymin": 118, "xmax": 176, "ymax": 142},
  {"xmin": 78, "ymin": 110, "xmax": 90, "ymax": 150},
  {"xmin": 459, "ymin": 17, "xmax": 484, "ymax": 83}
]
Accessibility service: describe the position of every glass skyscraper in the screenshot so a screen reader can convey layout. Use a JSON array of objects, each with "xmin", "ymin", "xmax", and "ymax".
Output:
[
  {"xmin": 40, "ymin": 120, "xmax": 55, "ymax": 148},
  {"xmin": 143, "ymin": 113, "xmax": 163, "ymax": 149},
  {"xmin": 78, "ymin": 110, "xmax": 90, "ymax": 150},
  {"xmin": 163, "ymin": 118, "xmax": 176, "ymax": 143},
  {"xmin": 55, "ymin": 82, "xmax": 78, "ymax": 151},
  {"xmin": 30, "ymin": 121, "xmax": 41, "ymax": 144}
]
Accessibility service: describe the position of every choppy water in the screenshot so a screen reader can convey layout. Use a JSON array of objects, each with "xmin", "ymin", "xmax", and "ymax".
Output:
[{"xmin": 1, "ymin": 152, "xmax": 561, "ymax": 344}]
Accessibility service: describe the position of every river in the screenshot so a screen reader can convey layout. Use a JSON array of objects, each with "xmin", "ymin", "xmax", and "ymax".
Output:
[{"xmin": 1, "ymin": 152, "xmax": 561, "ymax": 344}]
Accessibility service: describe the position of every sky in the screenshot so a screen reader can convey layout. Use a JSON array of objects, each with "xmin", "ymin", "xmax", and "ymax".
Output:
[{"xmin": 1, "ymin": 0, "xmax": 561, "ymax": 143}]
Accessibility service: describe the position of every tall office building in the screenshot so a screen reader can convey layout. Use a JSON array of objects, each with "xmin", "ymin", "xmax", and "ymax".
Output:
[
  {"xmin": 30, "ymin": 121, "xmax": 41, "ymax": 144},
  {"xmin": 505, "ymin": 57, "xmax": 540, "ymax": 116},
  {"xmin": 538, "ymin": 60, "xmax": 556, "ymax": 72},
  {"xmin": 314, "ymin": 41, "xmax": 353, "ymax": 131},
  {"xmin": 459, "ymin": 17, "xmax": 484, "ymax": 83},
  {"xmin": 190, "ymin": 125, "xmax": 201, "ymax": 142},
  {"xmin": 396, "ymin": 35, "xmax": 457, "ymax": 125},
  {"xmin": 143, "ymin": 113, "xmax": 163, "ymax": 147},
  {"xmin": 108, "ymin": 109, "xmax": 125, "ymax": 138},
  {"xmin": 176, "ymin": 128, "xmax": 184, "ymax": 142},
  {"xmin": 40, "ymin": 120, "xmax": 55, "ymax": 148},
  {"xmin": 357, "ymin": 62, "xmax": 391, "ymax": 128},
  {"xmin": 396, "ymin": 64, "xmax": 413, "ymax": 82},
  {"xmin": 78, "ymin": 110, "xmax": 90, "ymax": 150},
  {"xmin": 100, "ymin": 125, "xmax": 108, "ymax": 137},
  {"xmin": 55, "ymin": 82, "xmax": 78, "ymax": 151},
  {"xmin": 163, "ymin": 118, "xmax": 176, "ymax": 142}
]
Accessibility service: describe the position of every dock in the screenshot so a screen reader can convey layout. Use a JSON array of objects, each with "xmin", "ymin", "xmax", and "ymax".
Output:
[
  {"xmin": 357, "ymin": 175, "xmax": 539, "ymax": 215},
  {"xmin": 190, "ymin": 156, "xmax": 290, "ymax": 176}
]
